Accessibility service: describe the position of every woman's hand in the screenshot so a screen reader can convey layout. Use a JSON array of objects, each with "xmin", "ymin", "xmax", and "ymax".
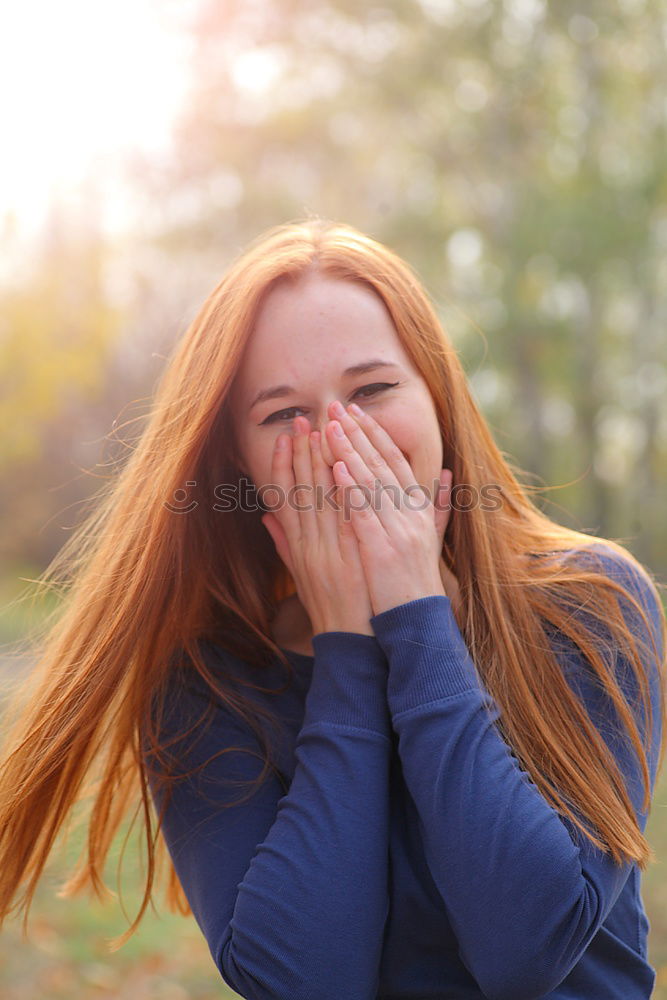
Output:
[
  {"xmin": 261, "ymin": 415, "xmax": 374, "ymax": 637},
  {"xmin": 326, "ymin": 401, "xmax": 461, "ymax": 618}
]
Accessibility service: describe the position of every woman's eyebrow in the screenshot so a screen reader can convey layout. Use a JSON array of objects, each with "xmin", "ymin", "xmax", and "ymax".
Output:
[{"xmin": 247, "ymin": 359, "xmax": 401, "ymax": 412}]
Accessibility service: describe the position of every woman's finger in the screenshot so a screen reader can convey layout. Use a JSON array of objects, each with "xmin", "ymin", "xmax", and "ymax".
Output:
[
  {"xmin": 332, "ymin": 459, "xmax": 387, "ymax": 550},
  {"xmin": 267, "ymin": 431, "xmax": 301, "ymax": 547},
  {"xmin": 345, "ymin": 401, "xmax": 435, "ymax": 508},
  {"xmin": 350, "ymin": 403, "xmax": 436, "ymax": 510},
  {"xmin": 326, "ymin": 418, "xmax": 409, "ymax": 532},
  {"xmin": 309, "ymin": 429, "xmax": 339, "ymax": 548},
  {"xmin": 434, "ymin": 468, "xmax": 453, "ymax": 545},
  {"xmin": 328, "ymin": 400, "xmax": 405, "ymax": 496},
  {"xmin": 290, "ymin": 415, "xmax": 317, "ymax": 542},
  {"xmin": 341, "ymin": 400, "xmax": 424, "ymax": 492}
]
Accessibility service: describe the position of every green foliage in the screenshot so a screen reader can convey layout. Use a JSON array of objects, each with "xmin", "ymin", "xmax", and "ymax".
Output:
[
  {"xmin": 0, "ymin": 815, "xmax": 239, "ymax": 999},
  {"xmin": 0, "ymin": 241, "xmax": 124, "ymax": 469},
  {"xmin": 146, "ymin": 0, "xmax": 667, "ymax": 568}
]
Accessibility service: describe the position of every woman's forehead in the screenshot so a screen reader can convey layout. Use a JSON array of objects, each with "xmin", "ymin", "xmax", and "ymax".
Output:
[
  {"xmin": 254, "ymin": 272, "xmax": 394, "ymax": 334},
  {"xmin": 235, "ymin": 275, "xmax": 407, "ymax": 390}
]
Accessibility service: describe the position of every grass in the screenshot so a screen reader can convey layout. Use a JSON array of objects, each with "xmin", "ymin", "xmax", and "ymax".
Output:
[
  {"xmin": 646, "ymin": 766, "xmax": 667, "ymax": 996},
  {"xmin": 0, "ymin": 572, "xmax": 238, "ymax": 999},
  {"xmin": 0, "ymin": 569, "xmax": 62, "ymax": 648},
  {"xmin": 0, "ymin": 818, "xmax": 237, "ymax": 1000}
]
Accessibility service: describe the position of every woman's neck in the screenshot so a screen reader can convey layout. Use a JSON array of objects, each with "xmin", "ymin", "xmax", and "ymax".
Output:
[{"xmin": 270, "ymin": 593, "xmax": 314, "ymax": 656}]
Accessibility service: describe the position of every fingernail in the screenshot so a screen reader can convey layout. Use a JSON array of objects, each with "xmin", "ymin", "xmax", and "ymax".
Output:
[
  {"xmin": 331, "ymin": 400, "xmax": 345, "ymax": 417},
  {"xmin": 349, "ymin": 403, "xmax": 364, "ymax": 418},
  {"xmin": 332, "ymin": 420, "xmax": 345, "ymax": 438},
  {"xmin": 276, "ymin": 435, "xmax": 287, "ymax": 450}
]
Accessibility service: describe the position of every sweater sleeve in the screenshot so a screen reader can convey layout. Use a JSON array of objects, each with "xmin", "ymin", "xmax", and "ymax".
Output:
[
  {"xmin": 144, "ymin": 632, "xmax": 392, "ymax": 1000},
  {"xmin": 369, "ymin": 548, "xmax": 664, "ymax": 1000}
]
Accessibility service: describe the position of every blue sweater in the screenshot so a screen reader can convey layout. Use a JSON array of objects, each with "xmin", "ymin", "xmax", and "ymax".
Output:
[{"xmin": 145, "ymin": 547, "xmax": 664, "ymax": 1000}]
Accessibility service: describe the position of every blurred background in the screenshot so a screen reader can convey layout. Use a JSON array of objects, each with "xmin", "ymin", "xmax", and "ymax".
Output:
[{"xmin": 1, "ymin": 0, "xmax": 666, "ymax": 997}]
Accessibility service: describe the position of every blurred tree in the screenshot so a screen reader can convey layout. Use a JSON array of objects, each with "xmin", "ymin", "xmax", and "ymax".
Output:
[
  {"xmin": 2, "ymin": 0, "xmax": 665, "ymax": 578},
  {"xmin": 0, "ymin": 240, "xmax": 118, "ymax": 467},
  {"xmin": 0, "ymin": 203, "xmax": 125, "ymax": 568},
  {"xmin": 127, "ymin": 0, "xmax": 666, "ymax": 567},
  {"xmin": 0, "ymin": 189, "xmax": 220, "ymax": 573}
]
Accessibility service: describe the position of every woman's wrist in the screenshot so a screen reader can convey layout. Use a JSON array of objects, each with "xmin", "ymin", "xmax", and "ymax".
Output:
[{"xmin": 315, "ymin": 620, "xmax": 374, "ymax": 638}]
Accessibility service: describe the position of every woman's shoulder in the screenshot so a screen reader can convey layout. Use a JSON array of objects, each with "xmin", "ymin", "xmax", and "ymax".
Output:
[
  {"xmin": 547, "ymin": 542, "xmax": 665, "ymax": 705},
  {"xmin": 533, "ymin": 541, "xmax": 665, "ymax": 687},
  {"xmin": 150, "ymin": 637, "xmax": 305, "ymax": 754},
  {"xmin": 180, "ymin": 635, "xmax": 313, "ymax": 722},
  {"xmin": 565, "ymin": 541, "xmax": 663, "ymax": 623},
  {"xmin": 170, "ymin": 636, "xmax": 299, "ymax": 697},
  {"xmin": 532, "ymin": 540, "xmax": 663, "ymax": 608}
]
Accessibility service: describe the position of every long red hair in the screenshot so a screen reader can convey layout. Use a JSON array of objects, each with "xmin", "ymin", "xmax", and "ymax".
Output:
[{"xmin": 0, "ymin": 218, "xmax": 665, "ymax": 948}]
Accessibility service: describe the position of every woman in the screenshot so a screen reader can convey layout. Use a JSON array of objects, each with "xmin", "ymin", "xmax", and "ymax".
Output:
[{"xmin": 0, "ymin": 219, "xmax": 665, "ymax": 999}]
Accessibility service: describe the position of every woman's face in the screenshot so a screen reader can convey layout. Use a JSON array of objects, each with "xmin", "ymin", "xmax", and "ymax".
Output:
[{"xmin": 231, "ymin": 271, "xmax": 444, "ymax": 498}]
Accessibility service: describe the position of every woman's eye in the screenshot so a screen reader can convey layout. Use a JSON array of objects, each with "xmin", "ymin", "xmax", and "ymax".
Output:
[
  {"xmin": 352, "ymin": 381, "xmax": 399, "ymax": 400},
  {"xmin": 259, "ymin": 406, "xmax": 306, "ymax": 426},
  {"xmin": 259, "ymin": 382, "xmax": 399, "ymax": 425}
]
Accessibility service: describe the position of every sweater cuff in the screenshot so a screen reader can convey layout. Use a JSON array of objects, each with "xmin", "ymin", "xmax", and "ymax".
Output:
[
  {"xmin": 370, "ymin": 596, "xmax": 483, "ymax": 717},
  {"xmin": 303, "ymin": 632, "xmax": 391, "ymax": 735}
]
